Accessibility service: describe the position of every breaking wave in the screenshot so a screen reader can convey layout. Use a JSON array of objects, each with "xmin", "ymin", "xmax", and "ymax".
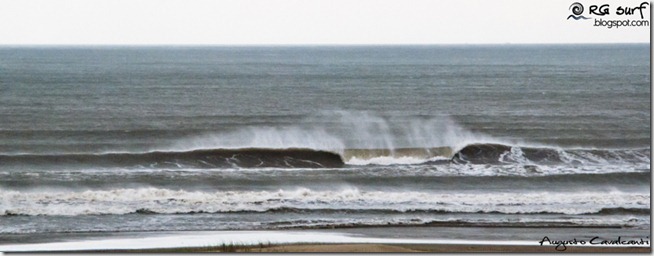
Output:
[
  {"xmin": 1, "ymin": 113, "xmax": 648, "ymax": 168},
  {"xmin": 1, "ymin": 144, "xmax": 648, "ymax": 169},
  {"xmin": 452, "ymin": 143, "xmax": 650, "ymax": 165},
  {"xmin": 0, "ymin": 148, "xmax": 344, "ymax": 169},
  {"xmin": 1, "ymin": 187, "xmax": 649, "ymax": 216}
]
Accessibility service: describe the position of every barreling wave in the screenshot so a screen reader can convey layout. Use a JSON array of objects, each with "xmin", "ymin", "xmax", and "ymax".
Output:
[
  {"xmin": 1, "ymin": 187, "xmax": 649, "ymax": 216},
  {"xmin": 0, "ymin": 148, "xmax": 345, "ymax": 169},
  {"xmin": 452, "ymin": 143, "xmax": 650, "ymax": 165},
  {"xmin": 3, "ymin": 112, "xmax": 647, "ymax": 168},
  {"xmin": 0, "ymin": 147, "xmax": 452, "ymax": 169},
  {"xmin": 1, "ymin": 143, "xmax": 648, "ymax": 169},
  {"xmin": 342, "ymin": 147, "xmax": 452, "ymax": 165}
]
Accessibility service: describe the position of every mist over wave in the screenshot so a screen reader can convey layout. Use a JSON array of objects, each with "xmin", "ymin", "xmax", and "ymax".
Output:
[
  {"xmin": 162, "ymin": 111, "xmax": 507, "ymax": 165},
  {"xmin": 0, "ymin": 112, "xmax": 648, "ymax": 168},
  {"xmin": 148, "ymin": 111, "xmax": 646, "ymax": 166},
  {"xmin": 167, "ymin": 112, "xmax": 498, "ymax": 151}
]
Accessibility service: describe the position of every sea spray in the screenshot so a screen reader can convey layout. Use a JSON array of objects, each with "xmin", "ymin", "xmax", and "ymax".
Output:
[{"xmin": 165, "ymin": 111, "xmax": 502, "ymax": 154}]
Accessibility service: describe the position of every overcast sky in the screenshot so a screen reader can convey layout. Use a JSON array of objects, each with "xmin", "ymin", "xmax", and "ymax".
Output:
[{"xmin": 0, "ymin": 0, "xmax": 650, "ymax": 45}]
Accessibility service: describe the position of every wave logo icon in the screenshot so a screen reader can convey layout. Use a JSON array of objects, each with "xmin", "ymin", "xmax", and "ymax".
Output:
[{"xmin": 567, "ymin": 2, "xmax": 591, "ymax": 20}]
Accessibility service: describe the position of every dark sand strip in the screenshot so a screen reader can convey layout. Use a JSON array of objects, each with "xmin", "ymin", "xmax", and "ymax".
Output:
[{"xmin": 58, "ymin": 243, "xmax": 651, "ymax": 253}]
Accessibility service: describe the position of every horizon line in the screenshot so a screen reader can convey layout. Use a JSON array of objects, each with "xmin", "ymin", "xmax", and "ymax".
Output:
[{"xmin": 0, "ymin": 42, "xmax": 650, "ymax": 48}]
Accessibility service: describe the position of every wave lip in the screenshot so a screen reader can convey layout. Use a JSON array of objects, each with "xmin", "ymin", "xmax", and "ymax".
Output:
[
  {"xmin": 342, "ymin": 147, "xmax": 452, "ymax": 165},
  {"xmin": 0, "ymin": 146, "xmax": 457, "ymax": 169},
  {"xmin": 1, "ymin": 143, "xmax": 649, "ymax": 169},
  {"xmin": 452, "ymin": 143, "xmax": 650, "ymax": 165}
]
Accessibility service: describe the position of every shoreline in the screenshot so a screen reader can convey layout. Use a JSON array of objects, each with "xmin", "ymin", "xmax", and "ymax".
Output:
[
  {"xmin": 35, "ymin": 243, "xmax": 653, "ymax": 253},
  {"xmin": 2, "ymin": 229, "xmax": 650, "ymax": 253}
]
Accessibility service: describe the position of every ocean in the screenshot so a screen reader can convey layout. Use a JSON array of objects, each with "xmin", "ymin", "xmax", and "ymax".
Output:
[{"xmin": 0, "ymin": 45, "xmax": 650, "ymax": 249}]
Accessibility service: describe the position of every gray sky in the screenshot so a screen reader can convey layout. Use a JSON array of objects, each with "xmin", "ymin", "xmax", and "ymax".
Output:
[{"xmin": 0, "ymin": 0, "xmax": 650, "ymax": 45}]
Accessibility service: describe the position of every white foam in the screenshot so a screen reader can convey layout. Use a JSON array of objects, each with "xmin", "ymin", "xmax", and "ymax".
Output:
[
  {"xmin": 499, "ymin": 146, "xmax": 530, "ymax": 164},
  {"xmin": 1, "ymin": 187, "xmax": 649, "ymax": 216},
  {"xmin": 346, "ymin": 156, "xmax": 449, "ymax": 165}
]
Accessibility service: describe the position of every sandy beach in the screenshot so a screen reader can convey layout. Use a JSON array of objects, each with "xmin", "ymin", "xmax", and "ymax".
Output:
[
  {"xmin": 2, "ymin": 228, "xmax": 650, "ymax": 253},
  {"xmin": 67, "ymin": 243, "xmax": 651, "ymax": 253},
  {"xmin": 232, "ymin": 243, "xmax": 652, "ymax": 253}
]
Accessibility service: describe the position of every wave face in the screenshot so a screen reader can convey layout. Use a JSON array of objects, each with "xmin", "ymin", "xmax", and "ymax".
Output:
[
  {"xmin": 2, "ymin": 111, "xmax": 647, "ymax": 168},
  {"xmin": 342, "ymin": 147, "xmax": 452, "ymax": 165},
  {"xmin": 0, "ymin": 148, "xmax": 345, "ymax": 169},
  {"xmin": 452, "ymin": 144, "xmax": 650, "ymax": 165},
  {"xmin": 3, "ymin": 144, "xmax": 648, "ymax": 169}
]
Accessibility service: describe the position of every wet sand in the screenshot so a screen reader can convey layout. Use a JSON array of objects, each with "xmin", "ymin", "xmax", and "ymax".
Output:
[
  {"xmin": 67, "ymin": 243, "xmax": 651, "ymax": 253},
  {"xmin": 233, "ymin": 243, "xmax": 651, "ymax": 253},
  {"xmin": 6, "ymin": 227, "xmax": 650, "ymax": 253}
]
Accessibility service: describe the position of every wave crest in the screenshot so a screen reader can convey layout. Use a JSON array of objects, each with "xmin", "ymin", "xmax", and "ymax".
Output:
[
  {"xmin": 453, "ymin": 143, "xmax": 650, "ymax": 165},
  {"xmin": 1, "ymin": 143, "xmax": 649, "ymax": 169}
]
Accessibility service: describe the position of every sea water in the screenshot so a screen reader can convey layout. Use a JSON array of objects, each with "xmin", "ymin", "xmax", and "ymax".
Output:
[{"xmin": 0, "ymin": 45, "xmax": 649, "ymax": 249}]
